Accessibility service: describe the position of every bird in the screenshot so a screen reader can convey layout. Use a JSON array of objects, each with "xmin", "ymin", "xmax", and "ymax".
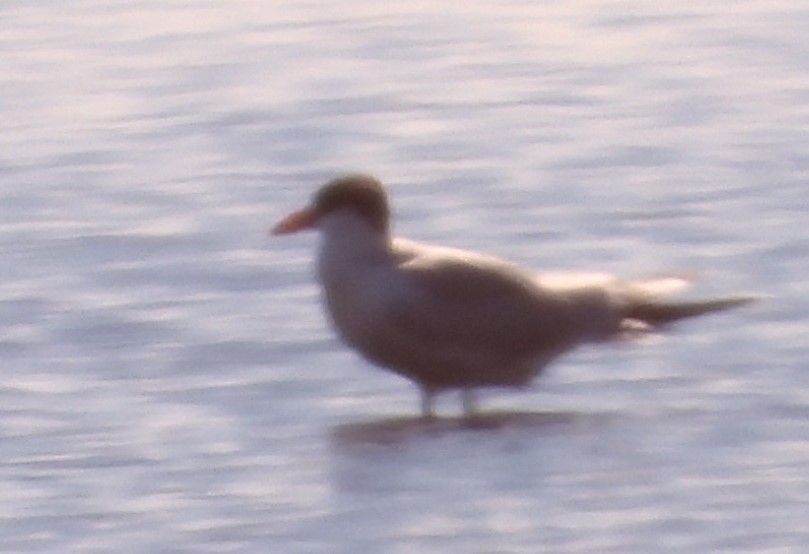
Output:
[{"xmin": 272, "ymin": 173, "xmax": 754, "ymax": 419}]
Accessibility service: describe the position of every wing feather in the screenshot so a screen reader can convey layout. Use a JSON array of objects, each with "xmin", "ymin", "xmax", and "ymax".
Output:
[{"xmin": 386, "ymin": 241, "xmax": 579, "ymax": 359}]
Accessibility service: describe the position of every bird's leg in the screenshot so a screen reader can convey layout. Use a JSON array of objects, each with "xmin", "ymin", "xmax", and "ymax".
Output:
[
  {"xmin": 461, "ymin": 388, "xmax": 478, "ymax": 418},
  {"xmin": 420, "ymin": 388, "xmax": 436, "ymax": 420}
]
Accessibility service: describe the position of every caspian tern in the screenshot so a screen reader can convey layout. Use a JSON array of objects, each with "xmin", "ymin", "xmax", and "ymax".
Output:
[{"xmin": 272, "ymin": 174, "xmax": 753, "ymax": 418}]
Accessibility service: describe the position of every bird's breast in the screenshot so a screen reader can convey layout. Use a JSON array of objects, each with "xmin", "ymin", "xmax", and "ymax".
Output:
[{"xmin": 317, "ymin": 251, "xmax": 395, "ymax": 349}]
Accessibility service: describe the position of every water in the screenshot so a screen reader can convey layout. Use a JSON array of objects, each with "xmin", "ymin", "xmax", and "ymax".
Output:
[{"xmin": 1, "ymin": 1, "xmax": 807, "ymax": 552}]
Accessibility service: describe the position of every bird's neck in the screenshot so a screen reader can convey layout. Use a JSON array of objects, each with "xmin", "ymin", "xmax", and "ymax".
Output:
[{"xmin": 317, "ymin": 212, "xmax": 393, "ymax": 274}]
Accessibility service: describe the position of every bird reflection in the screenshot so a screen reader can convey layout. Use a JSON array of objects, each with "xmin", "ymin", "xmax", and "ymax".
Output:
[{"xmin": 330, "ymin": 409, "xmax": 607, "ymax": 448}]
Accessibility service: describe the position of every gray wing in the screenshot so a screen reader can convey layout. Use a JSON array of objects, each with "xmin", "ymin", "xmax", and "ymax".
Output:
[{"xmin": 385, "ymin": 246, "xmax": 582, "ymax": 360}]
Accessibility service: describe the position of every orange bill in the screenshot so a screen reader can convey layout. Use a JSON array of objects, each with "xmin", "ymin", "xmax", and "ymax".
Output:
[{"xmin": 271, "ymin": 208, "xmax": 316, "ymax": 235}]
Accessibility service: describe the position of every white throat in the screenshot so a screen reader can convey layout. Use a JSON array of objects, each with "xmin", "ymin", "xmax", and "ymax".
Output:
[{"xmin": 316, "ymin": 210, "xmax": 392, "ymax": 282}]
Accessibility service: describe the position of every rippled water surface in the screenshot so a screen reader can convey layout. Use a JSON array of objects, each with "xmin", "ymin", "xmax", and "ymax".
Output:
[{"xmin": 1, "ymin": 1, "xmax": 807, "ymax": 552}]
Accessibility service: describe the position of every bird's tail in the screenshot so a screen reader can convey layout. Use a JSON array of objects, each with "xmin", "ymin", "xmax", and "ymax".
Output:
[{"xmin": 625, "ymin": 296, "xmax": 755, "ymax": 327}]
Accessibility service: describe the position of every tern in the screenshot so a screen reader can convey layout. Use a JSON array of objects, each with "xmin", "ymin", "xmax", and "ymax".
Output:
[{"xmin": 272, "ymin": 174, "xmax": 753, "ymax": 418}]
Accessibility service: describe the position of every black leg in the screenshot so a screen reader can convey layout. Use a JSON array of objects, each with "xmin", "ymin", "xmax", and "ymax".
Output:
[
  {"xmin": 461, "ymin": 388, "xmax": 478, "ymax": 418},
  {"xmin": 420, "ymin": 388, "xmax": 436, "ymax": 419}
]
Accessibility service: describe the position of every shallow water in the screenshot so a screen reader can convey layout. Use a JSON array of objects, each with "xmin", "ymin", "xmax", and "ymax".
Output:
[{"xmin": 1, "ymin": 1, "xmax": 807, "ymax": 552}]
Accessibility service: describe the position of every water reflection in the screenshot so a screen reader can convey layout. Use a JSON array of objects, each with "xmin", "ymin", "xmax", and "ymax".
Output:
[{"xmin": 330, "ymin": 409, "xmax": 611, "ymax": 448}]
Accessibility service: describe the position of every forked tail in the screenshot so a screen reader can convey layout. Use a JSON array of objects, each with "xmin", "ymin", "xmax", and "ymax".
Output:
[{"xmin": 626, "ymin": 296, "xmax": 755, "ymax": 327}]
